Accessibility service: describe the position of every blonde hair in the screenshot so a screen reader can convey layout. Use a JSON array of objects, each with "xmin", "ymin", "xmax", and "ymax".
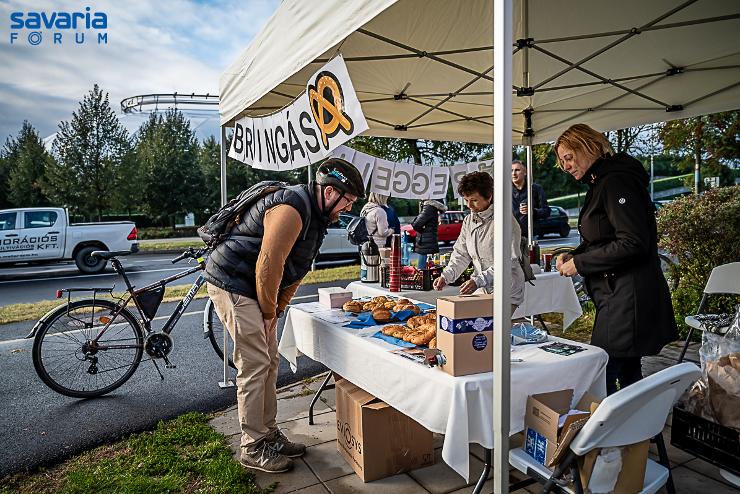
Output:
[
  {"xmin": 554, "ymin": 124, "xmax": 613, "ymax": 168},
  {"xmin": 367, "ymin": 193, "xmax": 388, "ymax": 206}
]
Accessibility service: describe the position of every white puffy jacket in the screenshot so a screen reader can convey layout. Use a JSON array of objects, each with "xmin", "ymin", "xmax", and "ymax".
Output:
[
  {"xmin": 441, "ymin": 204, "xmax": 525, "ymax": 305},
  {"xmin": 360, "ymin": 202, "xmax": 394, "ymax": 247}
]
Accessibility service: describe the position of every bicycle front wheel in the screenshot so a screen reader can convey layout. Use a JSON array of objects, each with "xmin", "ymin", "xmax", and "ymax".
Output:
[
  {"xmin": 32, "ymin": 299, "xmax": 144, "ymax": 398},
  {"xmin": 205, "ymin": 299, "xmax": 235, "ymax": 369}
]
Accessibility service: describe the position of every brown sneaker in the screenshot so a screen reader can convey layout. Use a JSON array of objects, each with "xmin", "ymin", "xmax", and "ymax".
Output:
[
  {"xmin": 240, "ymin": 441, "xmax": 293, "ymax": 473},
  {"xmin": 267, "ymin": 428, "xmax": 306, "ymax": 458}
]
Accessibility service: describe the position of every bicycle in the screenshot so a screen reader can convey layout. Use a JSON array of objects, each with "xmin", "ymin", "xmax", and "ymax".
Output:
[{"xmin": 29, "ymin": 247, "xmax": 234, "ymax": 398}]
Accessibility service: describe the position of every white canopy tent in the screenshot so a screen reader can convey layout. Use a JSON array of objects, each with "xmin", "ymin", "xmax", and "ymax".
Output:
[{"xmin": 219, "ymin": 1, "xmax": 740, "ymax": 491}]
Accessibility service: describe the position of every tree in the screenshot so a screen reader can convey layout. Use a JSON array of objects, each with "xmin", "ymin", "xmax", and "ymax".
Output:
[
  {"xmin": 2, "ymin": 121, "xmax": 53, "ymax": 208},
  {"xmin": 659, "ymin": 111, "xmax": 739, "ymax": 192},
  {"xmin": 45, "ymin": 85, "xmax": 132, "ymax": 220},
  {"xmin": 135, "ymin": 110, "xmax": 206, "ymax": 226}
]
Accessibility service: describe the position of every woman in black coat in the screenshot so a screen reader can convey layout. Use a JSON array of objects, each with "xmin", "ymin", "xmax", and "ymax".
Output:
[
  {"xmin": 554, "ymin": 124, "xmax": 678, "ymax": 395},
  {"xmin": 411, "ymin": 200, "xmax": 446, "ymax": 255}
]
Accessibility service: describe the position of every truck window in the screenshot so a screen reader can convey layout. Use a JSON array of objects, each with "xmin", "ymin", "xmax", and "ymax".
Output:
[
  {"xmin": 0, "ymin": 212, "xmax": 17, "ymax": 230},
  {"xmin": 24, "ymin": 211, "xmax": 58, "ymax": 229}
]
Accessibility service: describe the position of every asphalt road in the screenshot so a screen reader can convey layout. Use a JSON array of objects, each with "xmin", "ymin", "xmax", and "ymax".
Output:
[{"xmin": 0, "ymin": 283, "xmax": 337, "ymax": 478}]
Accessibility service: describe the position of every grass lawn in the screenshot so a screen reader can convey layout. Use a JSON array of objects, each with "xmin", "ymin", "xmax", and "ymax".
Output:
[
  {"xmin": 0, "ymin": 264, "xmax": 359, "ymax": 325},
  {"xmin": 0, "ymin": 413, "xmax": 265, "ymax": 494}
]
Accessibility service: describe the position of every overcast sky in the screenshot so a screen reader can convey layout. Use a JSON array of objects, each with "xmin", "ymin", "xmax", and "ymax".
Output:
[{"xmin": 0, "ymin": 0, "xmax": 280, "ymax": 143}]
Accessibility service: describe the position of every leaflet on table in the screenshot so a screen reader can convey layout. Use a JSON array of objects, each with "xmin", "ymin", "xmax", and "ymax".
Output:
[{"xmin": 291, "ymin": 302, "xmax": 353, "ymax": 324}]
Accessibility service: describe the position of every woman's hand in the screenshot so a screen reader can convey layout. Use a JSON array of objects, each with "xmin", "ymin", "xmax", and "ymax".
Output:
[
  {"xmin": 555, "ymin": 253, "xmax": 573, "ymax": 271},
  {"xmin": 459, "ymin": 279, "xmax": 478, "ymax": 295},
  {"xmin": 558, "ymin": 258, "xmax": 579, "ymax": 277},
  {"xmin": 433, "ymin": 276, "xmax": 447, "ymax": 291}
]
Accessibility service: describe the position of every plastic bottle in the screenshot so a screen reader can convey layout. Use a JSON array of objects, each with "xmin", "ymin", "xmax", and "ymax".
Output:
[{"xmin": 401, "ymin": 232, "xmax": 410, "ymax": 265}]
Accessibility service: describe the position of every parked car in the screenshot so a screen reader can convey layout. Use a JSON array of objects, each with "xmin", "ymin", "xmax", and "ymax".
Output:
[
  {"xmin": 401, "ymin": 210, "xmax": 468, "ymax": 245},
  {"xmin": 0, "ymin": 207, "xmax": 139, "ymax": 273},
  {"xmin": 317, "ymin": 212, "xmax": 360, "ymax": 261},
  {"xmin": 534, "ymin": 206, "xmax": 571, "ymax": 238}
]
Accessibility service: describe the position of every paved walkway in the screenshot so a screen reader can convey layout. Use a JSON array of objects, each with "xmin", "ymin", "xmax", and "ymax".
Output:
[{"xmin": 209, "ymin": 342, "xmax": 739, "ymax": 493}]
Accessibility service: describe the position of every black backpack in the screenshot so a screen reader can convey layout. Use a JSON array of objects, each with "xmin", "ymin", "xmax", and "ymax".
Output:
[
  {"xmin": 346, "ymin": 216, "xmax": 369, "ymax": 246},
  {"xmin": 198, "ymin": 181, "xmax": 311, "ymax": 248}
]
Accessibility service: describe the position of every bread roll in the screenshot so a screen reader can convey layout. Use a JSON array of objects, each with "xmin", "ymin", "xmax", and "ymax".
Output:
[
  {"xmin": 343, "ymin": 301, "xmax": 363, "ymax": 313},
  {"xmin": 372, "ymin": 308, "xmax": 392, "ymax": 323}
]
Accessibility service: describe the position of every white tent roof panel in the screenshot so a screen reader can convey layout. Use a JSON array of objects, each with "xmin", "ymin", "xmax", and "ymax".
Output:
[{"xmin": 220, "ymin": 0, "xmax": 740, "ymax": 144}]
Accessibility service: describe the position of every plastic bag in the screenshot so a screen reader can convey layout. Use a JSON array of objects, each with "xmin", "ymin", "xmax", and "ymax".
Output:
[{"xmin": 511, "ymin": 322, "xmax": 548, "ymax": 345}]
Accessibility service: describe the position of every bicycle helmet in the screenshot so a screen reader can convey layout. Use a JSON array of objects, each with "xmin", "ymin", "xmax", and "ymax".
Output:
[{"xmin": 316, "ymin": 158, "xmax": 366, "ymax": 200}]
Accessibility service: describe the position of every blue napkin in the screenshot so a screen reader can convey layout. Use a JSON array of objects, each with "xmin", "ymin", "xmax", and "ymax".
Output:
[{"xmin": 372, "ymin": 331, "xmax": 417, "ymax": 347}]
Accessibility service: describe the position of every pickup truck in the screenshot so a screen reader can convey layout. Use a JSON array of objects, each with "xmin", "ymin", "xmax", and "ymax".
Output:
[{"xmin": 0, "ymin": 207, "xmax": 139, "ymax": 273}]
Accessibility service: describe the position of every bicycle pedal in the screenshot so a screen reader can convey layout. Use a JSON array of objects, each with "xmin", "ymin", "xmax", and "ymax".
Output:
[{"xmin": 162, "ymin": 355, "xmax": 176, "ymax": 369}]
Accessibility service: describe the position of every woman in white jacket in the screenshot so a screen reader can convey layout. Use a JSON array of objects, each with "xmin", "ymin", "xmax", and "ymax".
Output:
[
  {"xmin": 360, "ymin": 193, "xmax": 394, "ymax": 247},
  {"xmin": 433, "ymin": 171, "xmax": 525, "ymax": 307}
]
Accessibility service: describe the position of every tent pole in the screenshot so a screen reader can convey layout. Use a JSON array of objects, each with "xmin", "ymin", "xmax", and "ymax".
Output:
[
  {"xmin": 220, "ymin": 126, "xmax": 228, "ymax": 207},
  {"xmin": 526, "ymin": 145, "xmax": 534, "ymax": 245},
  {"xmin": 493, "ymin": 0, "xmax": 513, "ymax": 492}
]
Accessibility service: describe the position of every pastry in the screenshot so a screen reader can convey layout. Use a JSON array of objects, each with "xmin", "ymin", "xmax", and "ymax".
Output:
[
  {"xmin": 372, "ymin": 308, "xmax": 392, "ymax": 323},
  {"xmin": 391, "ymin": 327, "xmax": 407, "ymax": 339},
  {"xmin": 404, "ymin": 304, "xmax": 421, "ymax": 315},
  {"xmin": 382, "ymin": 324, "xmax": 406, "ymax": 336},
  {"xmin": 362, "ymin": 301, "xmax": 377, "ymax": 311},
  {"xmin": 343, "ymin": 300, "xmax": 363, "ymax": 313},
  {"xmin": 397, "ymin": 298, "xmax": 411, "ymax": 305},
  {"xmin": 417, "ymin": 323, "xmax": 436, "ymax": 334},
  {"xmin": 384, "ymin": 301, "xmax": 397, "ymax": 309},
  {"xmin": 407, "ymin": 315, "xmax": 425, "ymax": 329},
  {"xmin": 428, "ymin": 337, "xmax": 437, "ymax": 349},
  {"xmin": 372, "ymin": 296, "xmax": 388, "ymax": 303}
]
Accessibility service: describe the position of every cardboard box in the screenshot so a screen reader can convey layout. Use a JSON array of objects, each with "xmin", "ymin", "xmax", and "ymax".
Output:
[
  {"xmin": 578, "ymin": 440, "xmax": 650, "ymax": 494},
  {"xmin": 318, "ymin": 287, "xmax": 353, "ymax": 309},
  {"xmin": 524, "ymin": 389, "xmax": 649, "ymax": 494},
  {"xmin": 436, "ymin": 294, "xmax": 493, "ymax": 376},
  {"xmin": 523, "ymin": 389, "xmax": 597, "ymax": 467},
  {"xmin": 334, "ymin": 378, "xmax": 434, "ymax": 482}
]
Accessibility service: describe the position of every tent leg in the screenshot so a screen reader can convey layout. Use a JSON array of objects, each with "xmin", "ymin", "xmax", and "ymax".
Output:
[
  {"xmin": 219, "ymin": 126, "xmax": 228, "ymax": 207},
  {"xmin": 472, "ymin": 448, "xmax": 492, "ymax": 494}
]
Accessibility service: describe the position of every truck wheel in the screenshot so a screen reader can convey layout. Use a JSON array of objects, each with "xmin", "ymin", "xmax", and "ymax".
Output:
[{"xmin": 74, "ymin": 246, "xmax": 107, "ymax": 274}]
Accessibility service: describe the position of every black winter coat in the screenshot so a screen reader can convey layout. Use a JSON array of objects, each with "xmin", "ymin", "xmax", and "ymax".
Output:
[
  {"xmin": 412, "ymin": 202, "xmax": 445, "ymax": 255},
  {"xmin": 572, "ymin": 153, "xmax": 678, "ymax": 358}
]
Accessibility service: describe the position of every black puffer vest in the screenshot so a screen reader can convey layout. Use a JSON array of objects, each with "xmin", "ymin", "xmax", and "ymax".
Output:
[{"xmin": 204, "ymin": 185, "xmax": 329, "ymax": 299}]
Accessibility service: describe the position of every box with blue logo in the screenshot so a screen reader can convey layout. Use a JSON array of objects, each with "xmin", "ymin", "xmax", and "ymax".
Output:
[
  {"xmin": 436, "ymin": 294, "xmax": 493, "ymax": 376},
  {"xmin": 523, "ymin": 389, "xmax": 598, "ymax": 467}
]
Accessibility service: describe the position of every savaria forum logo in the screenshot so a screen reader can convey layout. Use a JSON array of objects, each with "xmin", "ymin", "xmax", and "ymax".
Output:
[{"xmin": 9, "ymin": 7, "xmax": 108, "ymax": 46}]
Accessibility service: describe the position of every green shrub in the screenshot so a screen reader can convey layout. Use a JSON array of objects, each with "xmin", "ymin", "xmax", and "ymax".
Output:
[
  {"xmin": 657, "ymin": 185, "xmax": 740, "ymax": 337},
  {"xmin": 138, "ymin": 226, "xmax": 199, "ymax": 239}
]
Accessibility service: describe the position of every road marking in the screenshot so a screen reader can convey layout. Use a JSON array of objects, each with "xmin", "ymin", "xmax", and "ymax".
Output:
[{"xmin": 0, "ymin": 267, "xmax": 191, "ymax": 285}]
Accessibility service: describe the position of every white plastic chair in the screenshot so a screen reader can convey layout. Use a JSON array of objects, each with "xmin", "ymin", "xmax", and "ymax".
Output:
[
  {"xmin": 678, "ymin": 262, "xmax": 740, "ymax": 363},
  {"xmin": 510, "ymin": 363, "xmax": 701, "ymax": 494}
]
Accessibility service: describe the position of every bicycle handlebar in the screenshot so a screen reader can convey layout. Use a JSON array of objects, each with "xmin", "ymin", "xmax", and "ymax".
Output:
[{"xmin": 171, "ymin": 247, "xmax": 208, "ymax": 264}]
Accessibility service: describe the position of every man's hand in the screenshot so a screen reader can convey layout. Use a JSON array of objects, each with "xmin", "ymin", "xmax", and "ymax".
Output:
[
  {"xmin": 558, "ymin": 258, "xmax": 579, "ymax": 277},
  {"xmin": 433, "ymin": 276, "xmax": 447, "ymax": 291},
  {"xmin": 519, "ymin": 203, "xmax": 528, "ymax": 215},
  {"xmin": 459, "ymin": 279, "xmax": 478, "ymax": 295},
  {"xmin": 555, "ymin": 253, "xmax": 573, "ymax": 271}
]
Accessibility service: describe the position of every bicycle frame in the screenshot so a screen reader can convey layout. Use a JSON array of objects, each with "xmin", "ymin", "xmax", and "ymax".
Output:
[{"xmin": 88, "ymin": 256, "xmax": 207, "ymax": 346}]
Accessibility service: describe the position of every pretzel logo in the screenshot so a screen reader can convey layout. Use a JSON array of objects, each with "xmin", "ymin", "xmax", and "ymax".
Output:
[{"xmin": 308, "ymin": 71, "xmax": 354, "ymax": 149}]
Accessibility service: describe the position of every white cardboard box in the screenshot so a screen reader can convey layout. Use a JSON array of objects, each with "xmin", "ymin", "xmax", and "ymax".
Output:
[{"xmin": 318, "ymin": 287, "xmax": 353, "ymax": 309}]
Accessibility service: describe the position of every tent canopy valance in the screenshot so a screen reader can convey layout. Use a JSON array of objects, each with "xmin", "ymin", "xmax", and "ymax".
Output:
[{"xmin": 219, "ymin": 0, "xmax": 740, "ymax": 145}]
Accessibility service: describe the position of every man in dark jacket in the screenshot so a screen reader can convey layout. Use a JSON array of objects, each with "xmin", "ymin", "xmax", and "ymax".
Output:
[
  {"xmin": 554, "ymin": 123, "xmax": 678, "ymax": 395},
  {"xmin": 511, "ymin": 160, "xmax": 549, "ymax": 239},
  {"xmin": 204, "ymin": 158, "xmax": 365, "ymax": 473},
  {"xmin": 412, "ymin": 199, "xmax": 446, "ymax": 255}
]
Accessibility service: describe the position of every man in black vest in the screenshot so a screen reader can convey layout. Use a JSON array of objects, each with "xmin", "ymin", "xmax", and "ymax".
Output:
[{"xmin": 204, "ymin": 158, "xmax": 365, "ymax": 473}]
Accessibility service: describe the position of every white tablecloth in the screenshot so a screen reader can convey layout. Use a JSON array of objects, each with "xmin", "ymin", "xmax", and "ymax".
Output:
[
  {"xmin": 278, "ymin": 302, "xmax": 607, "ymax": 481},
  {"xmin": 347, "ymin": 270, "xmax": 583, "ymax": 329}
]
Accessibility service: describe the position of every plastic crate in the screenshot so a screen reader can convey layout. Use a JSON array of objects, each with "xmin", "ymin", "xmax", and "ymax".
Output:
[
  {"xmin": 671, "ymin": 405, "xmax": 740, "ymax": 475},
  {"xmin": 381, "ymin": 266, "xmax": 442, "ymax": 291}
]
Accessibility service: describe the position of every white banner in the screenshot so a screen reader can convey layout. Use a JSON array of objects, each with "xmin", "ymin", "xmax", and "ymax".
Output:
[{"xmin": 228, "ymin": 55, "xmax": 368, "ymax": 169}]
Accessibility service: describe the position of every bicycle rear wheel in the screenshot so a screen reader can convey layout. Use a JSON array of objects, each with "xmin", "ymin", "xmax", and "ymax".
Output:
[
  {"xmin": 205, "ymin": 299, "xmax": 236, "ymax": 369},
  {"xmin": 32, "ymin": 299, "xmax": 144, "ymax": 398}
]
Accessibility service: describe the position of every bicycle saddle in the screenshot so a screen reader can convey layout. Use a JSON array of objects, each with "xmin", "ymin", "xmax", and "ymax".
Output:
[{"xmin": 91, "ymin": 250, "xmax": 133, "ymax": 260}]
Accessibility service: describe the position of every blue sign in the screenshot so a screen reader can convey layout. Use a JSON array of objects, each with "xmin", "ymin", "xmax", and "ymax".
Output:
[{"xmin": 9, "ymin": 7, "xmax": 108, "ymax": 46}]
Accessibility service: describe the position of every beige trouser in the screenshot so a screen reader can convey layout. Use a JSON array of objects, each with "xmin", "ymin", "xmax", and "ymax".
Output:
[{"xmin": 207, "ymin": 283, "xmax": 279, "ymax": 449}]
